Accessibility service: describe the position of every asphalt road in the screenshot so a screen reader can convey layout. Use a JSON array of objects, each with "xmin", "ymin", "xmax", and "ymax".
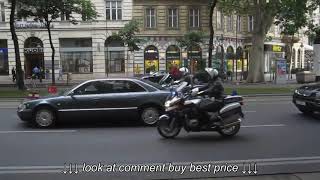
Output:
[{"xmin": 0, "ymin": 96, "xmax": 320, "ymax": 180}]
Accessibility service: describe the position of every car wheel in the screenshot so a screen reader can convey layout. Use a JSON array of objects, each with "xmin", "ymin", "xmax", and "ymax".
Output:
[
  {"xmin": 34, "ymin": 108, "xmax": 56, "ymax": 128},
  {"xmin": 140, "ymin": 107, "xmax": 160, "ymax": 126}
]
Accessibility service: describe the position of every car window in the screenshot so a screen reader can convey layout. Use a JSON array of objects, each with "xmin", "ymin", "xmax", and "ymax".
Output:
[
  {"xmin": 111, "ymin": 80, "xmax": 146, "ymax": 93},
  {"xmin": 73, "ymin": 81, "xmax": 114, "ymax": 95}
]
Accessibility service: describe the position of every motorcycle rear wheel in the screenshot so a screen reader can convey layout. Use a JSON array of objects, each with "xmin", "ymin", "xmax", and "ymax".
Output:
[
  {"xmin": 157, "ymin": 118, "xmax": 181, "ymax": 139},
  {"xmin": 218, "ymin": 124, "xmax": 241, "ymax": 137}
]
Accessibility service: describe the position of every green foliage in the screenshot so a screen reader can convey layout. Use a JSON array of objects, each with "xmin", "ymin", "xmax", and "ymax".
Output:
[
  {"xmin": 17, "ymin": 0, "xmax": 98, "ymax": 24},
  {"xmin": 118, "ymin": 20, "xmax": 143, "ymax": 51},
  {"xmin": 275, "ymin": 0, "xmax": 309, "ymax": 36},
  {"xmin": 178, "ymin": 31, "xmax": 205, "ymax": 50}
]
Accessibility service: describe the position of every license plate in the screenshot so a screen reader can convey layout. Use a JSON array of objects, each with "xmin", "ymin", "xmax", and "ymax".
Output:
[{"xmin": 296, "ymin": 100, "xmax": 306, "ymax": 106}]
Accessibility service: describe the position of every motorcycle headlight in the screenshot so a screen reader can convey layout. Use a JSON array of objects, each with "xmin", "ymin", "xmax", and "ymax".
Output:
[{"xmin": 165, "ymin": 101, "xmax": 171, "ymax": 108}]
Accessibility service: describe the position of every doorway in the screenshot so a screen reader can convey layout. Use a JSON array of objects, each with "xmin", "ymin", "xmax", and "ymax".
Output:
[{"xmin": 24, "ymin": 37, "xmax": 44, "ymax": 78}]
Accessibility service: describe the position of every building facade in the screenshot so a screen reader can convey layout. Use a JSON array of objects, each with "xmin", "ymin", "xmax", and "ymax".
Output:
[{"xmin": 0, "ymin": 0, "xmax": 314, "ymax": 81}]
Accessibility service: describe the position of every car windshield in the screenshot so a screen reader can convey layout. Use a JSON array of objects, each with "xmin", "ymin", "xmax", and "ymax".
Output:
[
  {"xmin": 59, "ymin": 84, "xmax": 80, "ymax": 96},
  {"xmin": 141, "ymin": 79, "xmax": 165, "ymax": 90}
]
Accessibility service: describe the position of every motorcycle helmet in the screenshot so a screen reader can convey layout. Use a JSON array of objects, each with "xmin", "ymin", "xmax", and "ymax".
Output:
[
  {"xmin": 205, "ymin": 68, "xmax": 219, "ymax": 79},
  {"xmin": 179, "ymin": 67, "xmax": 189, "ymax": 76}
]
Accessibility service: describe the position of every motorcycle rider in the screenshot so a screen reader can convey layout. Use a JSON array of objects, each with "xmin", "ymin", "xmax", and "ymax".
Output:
[
  {"xmin": 197, "ymin": 68, "xmax": 225, "ymax": 125},
  {"xmin": 178, "ymin": 67, "xmax": 193, "ymax": 86}
]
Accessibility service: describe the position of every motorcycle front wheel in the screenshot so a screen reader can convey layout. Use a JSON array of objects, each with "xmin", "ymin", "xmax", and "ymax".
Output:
[{"xmin": 157, "ymin": 117, "xmax": 181, "ymax": 139}]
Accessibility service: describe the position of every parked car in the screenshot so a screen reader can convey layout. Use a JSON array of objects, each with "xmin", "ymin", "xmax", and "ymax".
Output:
[
  {"xmin": 17, "ymin": 78, "xmax": 170, "ymax": 128},
  {"xmin": 141, "ymin": 71, "xmax": 166, "ymax": 83},
  {"xmin": 293, "ymin": 84, "xmax": 320, "ymax": 114}
]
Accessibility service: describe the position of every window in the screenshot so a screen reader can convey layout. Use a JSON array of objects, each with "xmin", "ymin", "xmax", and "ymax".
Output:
[
  {"xmin": 248, "ymin": 15, "xmax": 254, "ymax": 32},
  {"xmin": 112, "ymin": 80, "xmax": 146, "ymax": 93},
  {"xmin": 61, "ymin": 11, "xmax": 71, "ymax": 21},
  {"xmin": 107, "ymin": 51, "xmax": 125, "ymax": 73},
  {"xmin": 146, "ymin": 8, "xmax": 156, "ymax": 28},
  {"xmin": 236, "ymin": 15, "xmax": 241, "ymax": 32},
  {"xmin": 60, "ymin": 39, "xmax": 93, "ymax": 74},
  {"xmin": 227, "ymin": 15, "xmax": 233, "ymax": 32},
  {"xmin": 216, "ymin": 10, "xmax": 224, "ymax": 30},
  {"xmin": 189, "ymin": 8, "xmax": 200, "ymax": 28},
  {"xmin": 106, "ymin": 1, "xmax": 122, "ymax": 20},
  {"xmin": 0, "ymin": 2, "xmax": 5, "ymax": 22},
  {"xmin": 168, "ymin": 8, "xmax": 178, "ymax": 28},
  {"xmin": 74, "ymin": 81, "xmax": 114, "ymax": 95}
]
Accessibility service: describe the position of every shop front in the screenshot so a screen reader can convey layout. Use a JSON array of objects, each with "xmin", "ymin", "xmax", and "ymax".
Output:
[
  {"xmin": 144, "ymin": 45, "xmax": 159, "ymax": 73},
  {"xmin": 24, "ymin": 37, "xmax": 44, "ymax": 78},
  {"xmin": 0, "ymin": 39, "xmax": 8, "ymax": 75},
  {"xmin": 166, "ymin": 45, "xmax": 180, "ymax": 72},
  {"xmin": 264, "ymin": 44, "xmax": 285, "ymax": 73},
  {"xmin": 105, "ymin": 38, "xmax": 125, "ymax": 74},
  {"xmin": 60, "ymin": 38, "xmax": 93, "ymax": 74},
  {"xmin": 186, "ymin": 45, "xmax": 202, "ymax": 74}
]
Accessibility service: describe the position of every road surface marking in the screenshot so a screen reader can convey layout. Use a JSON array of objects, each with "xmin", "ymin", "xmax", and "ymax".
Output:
[
  {"xmin": 0, "ymin": 130, "xmax": 77, "ymax": 134},
  {"xmin": 242, "ymin": 124, "xmax": 286, "ymax": 128},
  {"xmin": 243, "ymin": 110, "xmax": 257, "ymax": 113}
]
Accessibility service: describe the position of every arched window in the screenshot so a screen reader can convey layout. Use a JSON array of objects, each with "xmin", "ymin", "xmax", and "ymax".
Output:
[{"xmin": 166, "ymin": 45, "xmax": 180, "ymax": 72}]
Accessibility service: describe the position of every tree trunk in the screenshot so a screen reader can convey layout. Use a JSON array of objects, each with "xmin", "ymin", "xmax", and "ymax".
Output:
[
  {"xmin": 46, "ymin": 22, "xmax": 55, "ymax": 85},
  {"xmin": 9, "ymin": 0, "xmax": 25, "ymax": 90},
  {"xmin": 208, "ymin": 0, "xmax": 218, "ymax": 68},
  {"xmin": 246, "ymin": 0, "xmax": 274, "ymax": 83}
]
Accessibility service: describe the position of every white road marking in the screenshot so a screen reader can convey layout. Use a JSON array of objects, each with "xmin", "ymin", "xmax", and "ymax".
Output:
[
  {"xmin": 243, "ymin": 110, "xmax": 257, "ymax": 113},
  {"xmin": 242, "ymin": 124, "xmax": 286, "ymax": 128},
  {"xmin": 0, "ymin": 130, "xmax": 77, "ymax": 134},
  {"xmin": 1, "ymin": 156, "xmax": 320, "ymax": 174}
]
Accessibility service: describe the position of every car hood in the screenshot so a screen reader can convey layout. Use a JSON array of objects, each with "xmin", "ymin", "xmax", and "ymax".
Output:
[
  {"xmin": 296, "ymin": 84, "xmax": 320, "ymax": 96},
  {"xmin": 23, "ymin": 95, "xmax": 63, "ymax": 103}
]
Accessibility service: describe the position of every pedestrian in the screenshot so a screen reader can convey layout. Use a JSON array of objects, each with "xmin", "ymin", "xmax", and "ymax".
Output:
[
  {"xmin": 11, "ymin": 67, "xmax": 16, "ymax": 83},
  {"xmin": 58, "ymin": 68, "xmax": 63, "ymax": 80},
  {"xmin": 32, "ymin": 66, "xmax": 40, "ymax": 80}
]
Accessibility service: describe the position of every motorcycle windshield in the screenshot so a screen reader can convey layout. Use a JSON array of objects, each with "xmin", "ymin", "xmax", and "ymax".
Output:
[{"xmin": 176, "ymin": 82, "xmax": 188, "ymax": 92}]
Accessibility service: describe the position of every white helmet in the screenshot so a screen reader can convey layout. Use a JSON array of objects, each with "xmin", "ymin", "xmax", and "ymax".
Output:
[
  {"xmin": 179, "ymin": 67, "xmax": 189, "ymax": 75},
  {"xmin": 205, "ymin": 68, "xmax": 219, "ymax": 79}
]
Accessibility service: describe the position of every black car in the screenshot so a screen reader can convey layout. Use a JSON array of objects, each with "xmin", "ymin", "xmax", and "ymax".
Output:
[
  {"xmin": 141, "ymin": 71, "xmax": 166, "ymax": 83},
  {"xmin": 17, "ymin": 78, "xmax": 170, "ymax": 128},
  {"xmin": 293, "ymin": 84, "xmax": 320, "ymax": 114}
]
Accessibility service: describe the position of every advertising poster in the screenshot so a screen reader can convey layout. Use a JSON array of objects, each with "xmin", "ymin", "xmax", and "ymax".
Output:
[{"xmin": 276, "ymin": 58, "xmax": 287, "ymax": 84}]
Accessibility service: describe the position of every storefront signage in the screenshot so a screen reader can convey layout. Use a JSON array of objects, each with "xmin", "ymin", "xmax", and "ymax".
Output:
[
  {"xmin": 272, "ymin": 45, "xmax": 283, "ymax": 52},
  {"xmin": 24, "ymin": 48, "xmax": 44, "ymax": 54},
  {"xmin": 15, "ymin": 21, "xmax": 53, "ymax": 29}
]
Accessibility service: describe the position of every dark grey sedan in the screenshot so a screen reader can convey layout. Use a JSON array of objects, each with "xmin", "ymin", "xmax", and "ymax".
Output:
[{"xmin": 17, "ymin": 78, "xmax": 170, "ymax": 128}]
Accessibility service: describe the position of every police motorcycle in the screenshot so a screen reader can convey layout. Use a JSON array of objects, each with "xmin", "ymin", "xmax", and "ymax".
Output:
[{"xmin": 157, "ymin": 82, "xmax": 244, "ymax": 139}]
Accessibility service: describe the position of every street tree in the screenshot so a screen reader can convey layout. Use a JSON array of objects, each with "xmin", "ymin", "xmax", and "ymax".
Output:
[
  {"xmin": 275, "ymin": 0, "xmax": 309, "ymax": 78},
  {"xmin": 9, "ymin": 0, "xmax": 25, "ymax": 90},
  {"xmin": 208, "ymin": 0, "xmax": 218, "ymax": 68},
  {"xmin": 18, "ymin": 0, "xmax": 98, "ymax": 85},
  {"xmin": 219, "ymin": 0, "xmax": 281, "ymax": 82}
]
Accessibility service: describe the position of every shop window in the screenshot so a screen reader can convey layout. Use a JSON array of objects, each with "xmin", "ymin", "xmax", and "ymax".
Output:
[{"xmin": 60, "ymin": 39, "xmax": 93, "ymax": 73}]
